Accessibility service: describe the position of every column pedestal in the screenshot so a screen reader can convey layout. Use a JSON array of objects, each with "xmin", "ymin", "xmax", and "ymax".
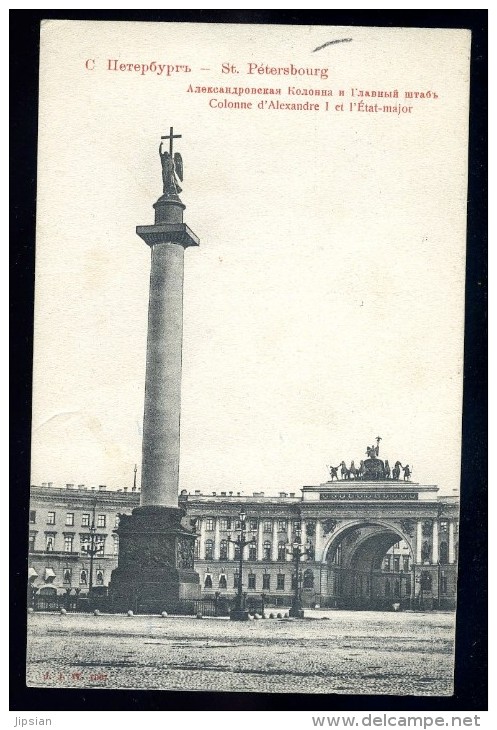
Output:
[{"xmin": 110, "ymin": 506, "xmax": 200, "ymax": 613}]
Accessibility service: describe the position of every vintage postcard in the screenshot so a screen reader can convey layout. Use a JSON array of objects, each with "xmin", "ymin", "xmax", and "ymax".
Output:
[{"xmin": 26, "ymin": 20, "xmax": 470, "ymax": 695}]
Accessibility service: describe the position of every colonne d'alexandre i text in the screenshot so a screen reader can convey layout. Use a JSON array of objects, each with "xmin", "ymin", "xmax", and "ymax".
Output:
[{"xmin": 28, "ymin": 129, "xmax": 459, "ymax": 615}]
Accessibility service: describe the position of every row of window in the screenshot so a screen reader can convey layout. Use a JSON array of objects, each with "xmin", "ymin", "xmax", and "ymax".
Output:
[
  {"xmin": 30, "ymin": 510, "xmax": 115, "ymax": 528},
  {"xmin": 203, "ymin": 518, "xmax": 302, "ymax": 533},
  {"xmin": 60, "ymin": 567, "xmax": 105, "ymax": 585},
  {"xmin": 382, "ymin": 556, "xmax": 411, "ymax": 573},
  {"xmin": 198, "ymin": 540, "xmax": 315, "ymax": 561},
  {"xmin": 203, "ymin": 569, "xmax": 315, "ymax": 591},
  {"xmin": 30, "ymin": 532, "xmax": 119, "ymax": 555}
]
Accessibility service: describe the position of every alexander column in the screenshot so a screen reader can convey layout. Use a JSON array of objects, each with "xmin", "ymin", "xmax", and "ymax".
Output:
[{"xmin": 110, "ymin": 128, "xmax": 200, "ymax": 611}]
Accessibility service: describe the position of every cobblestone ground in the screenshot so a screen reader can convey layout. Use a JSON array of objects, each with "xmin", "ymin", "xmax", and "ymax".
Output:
[{"xmin": 26, "ymin": 610, "xmax": 455, "ymax": 695}]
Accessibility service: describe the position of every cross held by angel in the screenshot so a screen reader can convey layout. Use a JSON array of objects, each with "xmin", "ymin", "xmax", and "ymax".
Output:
[{"xmin": 159, "ymin": 126, "xmax": 184, "ymax": 196}]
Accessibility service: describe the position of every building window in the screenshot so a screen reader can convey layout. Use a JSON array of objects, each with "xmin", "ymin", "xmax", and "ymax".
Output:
[
  {"xmin": 293, "ymin": 520, "xmax": 301, "ymax": 531},
  {"xmin": 194, "ymin": 540, "xmax": 200, "ymax": 559},
  {"xmin": 29, "ymin": 510, "xmax": 36, "ymax": 524},
  {"xmin": 394, "ymin": 579, "xmax": 400, "ymax": 597},
  {"xmin": 205, "ymin": 518, "xmax": 215, "ymax": 531},
  {"xmin": 66, "ymin": 513, "xmax": 74, "ymax": 526},
  {"xmin": 248, "ymin": 573, "xmax": 256, "ymax": 590},
  {"xmin": 204, "ymin": 574, "xmax": 212, "ymax": 589},
  {"xmin": 263, "ymin": 520, "xmax": 272, "ymax": 533},
  {"xmin": 205, "ymin": 539, "xmax": 214, "ymax": 560},
  {"xmin": 29, "ymin": 532, "xmax": 36, "ymax": 552},
  {"xmin": 97, "ymin": 515, "xmax": 106, "ymax": 528},
  {"xmin": 393, "ymin": 556, "xmax": 400, "ymax": 573},
  {"xmin": 80, "ymin": 569, "xmax": 88, "ymax": 585},
  {"xmin": 439, "ymin": 541, "xmax": 449, "ymax": 565},
  {"xmin": 219, "ymin": 574, "xmax": 227, "ymax": 589},
  {"xmin": 249, "ymin": 519, "xmax": 258, "ymax": 532},
  {"xmin": 383, "ymin": 556, "xmax": 391, "ymax": 571},
  {"xmin": 385, "ymin": 579, "xmax": 391, "ymax": 596},
  {"xmin": 63, "ymin": 568, "xmax": 72, "ymax": 585},
  {"xmin": 262, "ymin": 573, "xmax": 270, "ymax": 590},
  {"xmin": 403, "ymin": 556, "xmax": 410, "ymax": 573},
  {"xmin": 64, "ymin": 535, "xmax": 74, "ymax": 552},
  {"xmin": 112, "ymin": 534, "xmax": 119, "ymax": 555},
  {"xmin": 96, "ymin": 569, "xmax": 104, "ymax": 586},
  {"xmin": 440, "ymin": 573, "xmax": 448, "ymax": 594},
  {"xmin": 45, "ymin": 534, "xmax": 55, "ymax": 551},
  {"xmin": 219, "ymin": 518, "xmax": 231, "ymax": 531},
  {"xmin": 248, "ymin": 544, "xmax": 257, "ymax": 561},
  {"xmin": 220, "ymin": 539, "xmax": 228, "ymax": 560},
  {"xmin": 276, "ymin": 574, "xmax": 285, "ymax": 591},
  {"xmin": 278, "ymin": 542, "xmax": 286, "ymax": 561},
  {"xmin": 303, "ymin": 569, "xmax": 314, "ymax": 589},
  {"xmin": 278, "ymin": 519, "xmax": 287, "ymax": 532},
  {"xmin": 421, "ymin": 572, "xmax": 432, "ymax": 592},
  {"xmin": 233, "ymin": 572, "xmax": 239, "ymax": 589},
  {"xmin": 81, "ymin": 513, "xmax": 90, "ymax": 527},
  {"xmin": 47, "ymin": 511, "xmax": 56, "ymax": 525},
  {"xmin": 440, "ymin": 520, "xmax": 448, "ymax": 533},
  {"xmin": 263, "ymin": 541, "xmax": 271, "ymax": 560}
]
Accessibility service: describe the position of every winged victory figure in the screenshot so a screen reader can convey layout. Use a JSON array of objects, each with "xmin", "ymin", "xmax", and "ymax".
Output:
[{"xmin": 159, "ymin": 141, "xmax": 183, "ymax": 196}]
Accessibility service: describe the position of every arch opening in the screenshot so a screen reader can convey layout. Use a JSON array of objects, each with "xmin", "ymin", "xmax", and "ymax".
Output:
[{"xmin": 322, "ymin": 522, "xmax": 414, "ymax": 610}]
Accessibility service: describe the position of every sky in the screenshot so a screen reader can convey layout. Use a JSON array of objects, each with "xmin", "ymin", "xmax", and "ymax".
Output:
[{"xmin": 31, "ymin": 22, "xmax": 470, "ymax": 496}]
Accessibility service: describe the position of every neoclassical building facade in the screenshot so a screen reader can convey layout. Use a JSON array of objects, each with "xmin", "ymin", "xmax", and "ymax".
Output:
[{"xmin": 28, "ymin": 467, "xmax": 458, "ymax": 610}]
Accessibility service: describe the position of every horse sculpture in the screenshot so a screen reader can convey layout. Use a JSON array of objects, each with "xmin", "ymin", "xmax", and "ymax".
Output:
[
  {"xmin": 349, "ymin": 460, "xmax": 360, "ymax": 479},
  {"xmin": 384, "ymin": 460, "xmax": 391, "ymax": 479},
  {"xmin": 340, "ymin": 461, "xmax": 351, "ymax": 480},
  {"xmin": 392, "ymin": 461, "xmax": 401, "ymax": 481}
]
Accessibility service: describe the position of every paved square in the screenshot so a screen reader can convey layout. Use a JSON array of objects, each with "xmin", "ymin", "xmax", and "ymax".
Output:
[{"xmin": 26, "ymin": 610, "xmax": 455, "ymax": 695}]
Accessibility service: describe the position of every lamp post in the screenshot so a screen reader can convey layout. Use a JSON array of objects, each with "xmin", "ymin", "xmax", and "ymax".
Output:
[
  {"xmin": 227, "ymin": 509, "xmax": 256, "ymax": 621},
  {"xmin": 287, "ymin": 527, "xmax": 311, "ymax": 618},
  {"xmin": 87, "ymin": 497, "xmax": 99, "ymax": 600}
]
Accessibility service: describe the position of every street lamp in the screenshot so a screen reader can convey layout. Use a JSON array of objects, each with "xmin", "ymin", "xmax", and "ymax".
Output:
[
  {"xmin": 227, "ymin": 509, "xmax": 256, "ymax": 621},
  {"xmin": 287, "ymin": 527, "xmax": 312, "ymax": 618},
  {"xmin": 87, "ymin": 497, "xmax": 99, "ymax": 601}
]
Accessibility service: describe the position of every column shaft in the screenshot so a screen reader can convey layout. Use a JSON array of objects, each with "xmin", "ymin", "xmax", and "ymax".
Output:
[
  {"xmin": 315, "ymin": 520, "xmax": 322, "ymax": 562},
  {"xmin": 213, "ymin": 518, "xmax": 220, "ymax": 561},
  {"xmin": 416, "ymin": 521, "xmax": 422, "ymax": 563},
  {"xmin": 257, "ymin": 520, "xmax": 263, "ymax": 561},
  {"xmin": 448, "ymin": 520, "xmax": 455, "ymax": 564},
  {"xmin": 141, "ymin": 242, "xmax": 185, "ymax": 507},
  {"xmin": 432, "ymin": 520, "xmax": 439, "ymax": 563},
  {"xmin": 300, "ymin": 520, "xmax": 307, "ymax": 562},
  {"xmin": 271, "ymin": 520, "xmax": 278, "ymax": 561},
  {"xmin": 286, "ymin": 520, "xmax": 292, "ymax": 561}
]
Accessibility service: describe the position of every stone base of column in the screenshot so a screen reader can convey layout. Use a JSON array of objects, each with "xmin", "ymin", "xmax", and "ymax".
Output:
[{"xmin": 109, "ymin": 506, "xmax": 200, "ymax": 613}]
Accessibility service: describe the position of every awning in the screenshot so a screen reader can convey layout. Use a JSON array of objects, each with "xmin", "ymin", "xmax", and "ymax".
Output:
[
  {"xmin": 28, "ymin": 567, "xmax": 38, "ymax": 579},
  {"xmin": 44, "ymin": 567, "xmax": 56, "ymax": 581},
  {"xmin": 38, "ymin": 585, "xmax": 57, "ymax": 594}
]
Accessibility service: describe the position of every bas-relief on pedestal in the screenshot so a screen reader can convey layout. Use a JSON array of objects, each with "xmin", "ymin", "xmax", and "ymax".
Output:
[{"xmin": 110, "ymin": 128, "xmax": 200, "ymax": 611}]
